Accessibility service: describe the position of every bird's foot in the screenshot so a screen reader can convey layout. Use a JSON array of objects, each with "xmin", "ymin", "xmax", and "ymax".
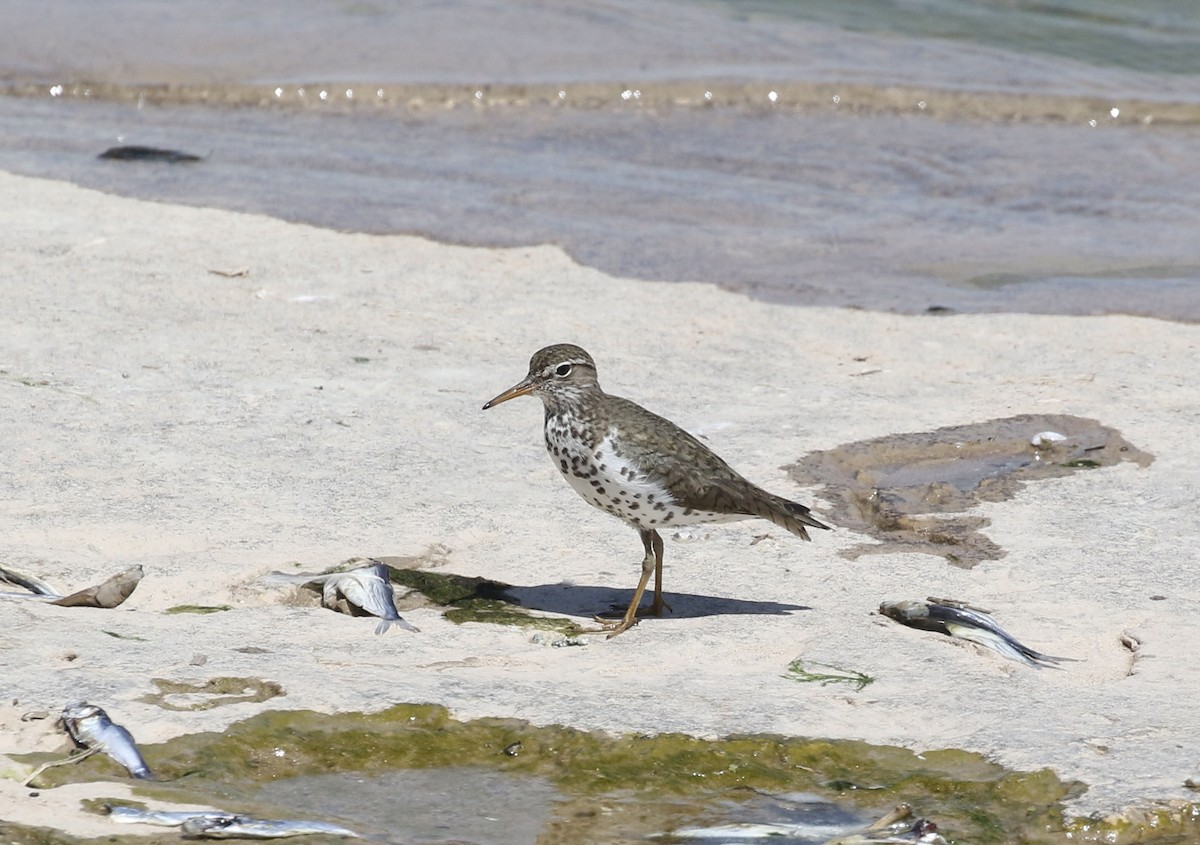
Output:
[
  {"xmin": 582, "ymin": 614, "xmax": 640, "ymax": 639},
  {"xmin": 585, "ymin": 599, "xmax": 671, "ymax": 638}
]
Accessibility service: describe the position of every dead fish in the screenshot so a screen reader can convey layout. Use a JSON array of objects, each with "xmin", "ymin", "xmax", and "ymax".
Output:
[
  {"xmin": 668, "ymin": 805, "xmax": 936, "ymax": 842},
  {"xmin": 825, "ymin": 819, "xmax": 947, "ymax": 844},
  {"xmin": 52, "ymin": 565, "xmax": 143, "ymax": 608},
  {"xmin": 180, "ymin": 815, "xmax": 361, "ymax": 839},
  {"xmin": 262, "ymin": 561, "xmax": 418, "ymax": 634},
  {"xmin": 669, "ymin": 820, "xmax": 851, "ymax": 839},
  {"xmin": 107, "ymin": 806, "xmax": 360, "ymax": 839},
  {"xmin": 0, "ymin": 564, "xmax": 143, "ymax": 608},
  {"xmin": 879, "ymin": 598, "xmax": 1074, "ymax": 669},
  {"xmin": 99, "ymin": 145, "xmax": 202, "ymax": 162},
  {"xmin": 325, "ymin": 562, "xmax": 419, "ymax": 635},
  {"xmin": 0, "ymin": 563, "xmax": 58, "ymax": 596},
  {"xmin": 107, "ymin": 806, "xmax": 233, "ymax": 827},
  {"xmin": 60, "ymin": 701, "xmax": 152, "ymax": 779}
]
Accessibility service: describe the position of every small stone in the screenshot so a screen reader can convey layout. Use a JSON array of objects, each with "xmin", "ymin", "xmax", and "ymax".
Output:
[
  {"xmin": 553, "ymin": 635, "xmax": 589, "ymax": 648},
  {"xmin": 531, "ymin": 632, "xmax": 588, "ymax": 647}
]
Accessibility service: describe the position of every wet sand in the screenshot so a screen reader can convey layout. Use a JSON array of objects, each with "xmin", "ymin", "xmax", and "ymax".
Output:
[{"xmin": 0, "ymin": 170, "xmax": 1199, "ymax": 838}]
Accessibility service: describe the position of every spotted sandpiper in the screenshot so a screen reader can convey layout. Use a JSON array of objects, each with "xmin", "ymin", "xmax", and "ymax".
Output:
[{"xmin": 482, "ymin": 343, "xmax": 830, "ymax": 638}]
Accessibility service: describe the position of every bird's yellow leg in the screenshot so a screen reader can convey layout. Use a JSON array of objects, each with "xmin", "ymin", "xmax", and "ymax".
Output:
[
  {"xmin": 588, "ymin": 530, "xmax": 661, "ymax": 638},
  {"xmin": 648, "ymin": 530, "xmax": 672, "ymax": 616}
]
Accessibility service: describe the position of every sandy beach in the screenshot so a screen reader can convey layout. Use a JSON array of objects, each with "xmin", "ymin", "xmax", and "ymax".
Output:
[{"xmin": 1, "ymin": 168, "xmax": 1198, "ymax": 838}]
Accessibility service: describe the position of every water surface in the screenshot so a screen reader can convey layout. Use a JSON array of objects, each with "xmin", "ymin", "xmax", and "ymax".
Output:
[{"xmin": 2, "ymin": 0, "xmax": 1197, "ymax": 319}]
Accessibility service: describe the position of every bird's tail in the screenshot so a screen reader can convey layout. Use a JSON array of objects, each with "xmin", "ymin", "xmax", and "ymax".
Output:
[{"xmin": 751, "ymin": 491, "xmax": 831, "ymax": 540}]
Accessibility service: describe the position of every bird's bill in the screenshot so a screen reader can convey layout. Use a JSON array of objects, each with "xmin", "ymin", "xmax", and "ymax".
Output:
[{"xmin": 482, "ymin": 377, "xmax": 534, "ymax": 410}]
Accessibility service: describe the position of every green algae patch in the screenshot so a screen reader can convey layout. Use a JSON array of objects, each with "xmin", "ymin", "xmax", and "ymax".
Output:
[
  {"xmin": 1065, "ymin": 803, "xmax": 1200, "ymax": 844},
  {"xmin": 387, "ymin": 567, "xmax": 512, "ymax": 606},
  {"xmin": 165, "ymin": 604, "xmax": 232, "ymax": 614},
  {"xmin": 386, "ymin": 567, "xmax": 587, "ymax": 634},
  {"xmin": 443, "ymin": 604, "xmax": 585, "ymax": 634},
  {"xmin": 138, "ymin": 677, "xmax": 285, "ymax": 711},
  {"xmin": 16, "ymin": 705, "xmax": 1200, "ymax": 844}
]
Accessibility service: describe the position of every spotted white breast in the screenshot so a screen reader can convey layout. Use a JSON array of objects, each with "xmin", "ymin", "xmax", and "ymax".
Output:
[{"xmin": 543, "ymin": 416, "xmax": 746, "ymax": 530}]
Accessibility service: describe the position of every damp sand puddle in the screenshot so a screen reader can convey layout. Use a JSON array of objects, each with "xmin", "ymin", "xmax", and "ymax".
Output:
[{"xmin": 791, "ymin": 414, "xmax": 1152, "ymax": 567}]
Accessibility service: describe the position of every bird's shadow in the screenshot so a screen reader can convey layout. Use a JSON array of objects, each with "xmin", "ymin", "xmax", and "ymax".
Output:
[{"xmin": 504, "ymin": 582, "xmax": 811, "ymax": 621}]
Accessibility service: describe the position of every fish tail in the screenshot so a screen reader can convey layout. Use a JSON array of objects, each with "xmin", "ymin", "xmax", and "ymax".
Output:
[
  {"xmin": 1022, "ymin": 648, "xmax": 1078, "ymax": 668},
  {"xmin": 376, "ymin": 616, "xmax": 420, "ymax": 634}
]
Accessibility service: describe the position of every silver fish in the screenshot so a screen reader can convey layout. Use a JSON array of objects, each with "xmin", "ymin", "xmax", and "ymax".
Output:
[
  {"xmin": 669, "ymin": 820, "xmax": 851, "ymax": 839},
  {"xmin": 0, "ymin": 563, "xmax": 58, "ymax": 596},
  {"xmin": 879, "ymin": 598, "xmax": 1074, "ymax": 669},
  {"xmin": 60, "ymin": 701, "xmax": 152, "ymax": 779},
  {"xmin": 825, "ymin": 819, "xmax": 947, "ymax": 845},
  {"xmin": 180, "ymin": 815, "xmax": 362, "ymax": 839},
  {"xmin": 263, "ymin": 561, "xmax": 418, "ymax": 634},
  {"xmin": 668, "ymin": 805, "xmax": 943, "ymax": 843},
  {"xmin": 107, "ymin": 806, "xmax": 233, "ymax": 827}
]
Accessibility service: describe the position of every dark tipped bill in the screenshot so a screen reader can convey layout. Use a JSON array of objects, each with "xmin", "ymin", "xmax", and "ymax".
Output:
[{"xmin": 482, "ymin": 378, "xmax": 534, "ymax": 410}]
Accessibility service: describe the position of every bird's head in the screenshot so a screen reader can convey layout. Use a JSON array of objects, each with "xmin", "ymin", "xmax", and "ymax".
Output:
[{"xmin": 482, "ymin": 344, "xmax": 600, "ymax": 411}]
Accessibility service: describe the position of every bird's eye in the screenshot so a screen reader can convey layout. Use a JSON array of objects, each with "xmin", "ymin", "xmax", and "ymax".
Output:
[{"xmin": 555, "ymin": 363, "xmax": 573, "ymax": 377}]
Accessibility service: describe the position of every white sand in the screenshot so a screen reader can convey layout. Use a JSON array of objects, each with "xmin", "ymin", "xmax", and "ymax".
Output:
[{"xmin": 1, "ymin": 170, "xmax": 1198, "ymax": 836}]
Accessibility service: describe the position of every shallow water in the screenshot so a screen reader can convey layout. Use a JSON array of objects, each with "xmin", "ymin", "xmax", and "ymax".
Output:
[
  {"xmin": 727, "ymin": 0, "xmax": 1200, "ymax": 76},
  {"xmin": 2, "ymin": 95, "xmax": 1198, "ymax": 320},
  {"xmin": 1, "ymin": 0, "xmax": 1198, "ymax": 320},
  {"xmin": 252, "ymin": 770, "xmax": 878, "ymax": 844},
  {"xmin": 254, "ymin": 768, "xmax": 562, "ymax": 845}
]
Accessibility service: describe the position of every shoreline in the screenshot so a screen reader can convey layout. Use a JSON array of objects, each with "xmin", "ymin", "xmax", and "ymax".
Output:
[{"xmin": 5, "ymin": 78, "xmax": 1200, "ymax": 125}]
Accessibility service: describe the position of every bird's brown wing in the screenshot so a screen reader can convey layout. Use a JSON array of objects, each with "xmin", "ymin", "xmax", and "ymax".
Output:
[{"xmin": 607, "ymin": 396, "xmax": 830, "ymax": 537}]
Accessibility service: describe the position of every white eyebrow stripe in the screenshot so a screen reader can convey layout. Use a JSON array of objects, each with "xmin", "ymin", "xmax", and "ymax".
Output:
[{"xmin": 544, "ymin": 359, "xmax": 589, "ymax": 377}]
